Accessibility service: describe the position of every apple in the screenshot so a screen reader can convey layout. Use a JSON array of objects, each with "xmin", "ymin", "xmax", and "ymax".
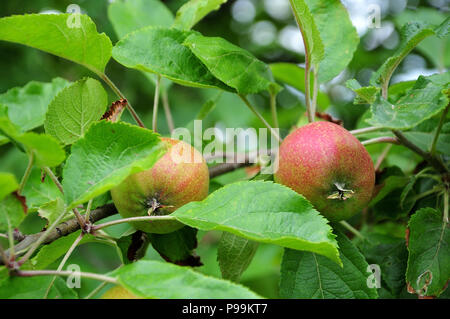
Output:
[
  {"xmin": 101, "ymin": 286, "xmax": 141, "ymax": 299},
  {"xmin": 111, "ymin": 137, "xmax": 209, "ymax": 234},
  {"xmin": 274, "ymin": 122, "xmax": 375, "ymax": 221}
]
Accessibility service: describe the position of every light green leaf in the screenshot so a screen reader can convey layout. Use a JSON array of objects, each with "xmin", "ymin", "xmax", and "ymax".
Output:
[
  {"xmin": 62, "ymin": 121, "xmax": 166, "ymax": 209},
  {"xmin": 16, "ymin": 133, "xmax": 66, "ymax": 167},
  {"xmin": 270, "ymin": 63, "xmax": 330, "ymax": 110},
  {"xmin": 108, "ymin": 0, "xmax": 174, "ymax": 39},
  {"xmin": 173, "ymin": 0, "xmax": 228, "ymax": 30},
  {"xmin": 288, "ymin": 0, "xmax": 324, "ymax": 67},
  {"xmin": 218, "ymin": 232, "xmax": 258, "ymax": 282},
  {"xmin": 395, "ymin": 9, "xmax": 450, "ymax": 70},
  {"xmin": 346, "ymin": 79, "xmax": 380, "ymax": 105},
  {"xmin": 280, "ymin": 230, "xmax": 378, "ymax": 299},
  {"xmin": 0, "ymin": 14, "xmax": 112, "ymax": 74},
  {"xmin": 21, "ymin": 167, "xmax": 62, "ymax": 212},
  {"xmin": 367, "ymin": 73, "xmax": 450, "ymax": 129},
  {"xmin": 44, "ymin": 77, "xmax": 108, "ymax": 145},
  {"xmin": 0, "ymin": 194, "xmax": 26, "ymax": 232},
  {"xmin": 0, "ymin": 172, "xmax": 18, "ymax": 201},
  {"xmin": 172, "ymin": 181, "xmax": 340, "ymax": 265},
  {"xmin": 371, "ymin": 21, "xmax": 445, "ymax": 89},
  {"xmin": 305, "ymin": 0, "xmax": 359, "ymax": 83},
  {"xmin": 114, "ymin": 260, "xmax": 261, "ymax": 298},
  {"xmin": 0, "ymin": 78, "xmax": 69, "ymax": 132},
  {"xmin": 406, "ymin": 208, "xmax": 450, "ymax": 297},
  {"xmin": 184, "ymin": 34, "xmax": 281, "ymax": 94},
  {"xmin": 112, "ymin": 27, "xmax": 230, "ymax": 90},
  {"xmin": 0, "ymin": 276, "xmax": 78, "ymax": 299},
  {"xmin": 38, "ymin": 197, "xmax": 71, "ymax": 226}
]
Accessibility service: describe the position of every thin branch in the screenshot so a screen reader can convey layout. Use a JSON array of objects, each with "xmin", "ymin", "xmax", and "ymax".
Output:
[
  {"xmin": 444, "ymin": 189, "xmax": 448, "ymax": 224},
  {"xmin": 375, "ymin": 144, "xmax": 393, "ymax": 171},
  {"xmin": 350, "ymin": 126, "xmax": 385, "ymax": 136},
  {"xmin": 209, "ymin": 162, "xmax": 253, "ymax": 178},
  {"xmin": 18, "ymin": 152, "xmax": 34, "ymax": 194},
  {"xmin": 93, "ymin": 215, "xmax": 175, "ymax": 231},
  {"xmin": 16, "ymin": 269, "xmax": 117, "ymax": 284},
  {"xmin": 340, "ymin": 221, "xmax": 364, "ymax": 240},
  {"xmin": 393, "ymin": 130, "xmax": 449, "ymax": 174},
  {"xmin": 361, "ymin": 136, "xmax": 399, "ymax": 146},
  {"xmin": 239, "ymin": 95, "xmax": 281, "ymax": 143},
  {"xmin": 162, "ymin": 90, "xmax": 175, "ymax": 133},
  {"xmin": 0, "ymin": 204, "xmax": 118, "ymax": 265},
  {"xmin": 269, "ymin": 91, "xmax": 279, "ymax": 128},
  {"xmin": 100, "ymin": 73, "xmax": 145, "ymax": 128},
  {"xmin": 430, "ymin": 103, "xmax": 450, "ymax": 156},
  {"xmin": 152, "ymin": 75, "xmax": 161, "ymax": 132},
  {"xmin": 44, "ymin": 167, "xmax": 85, "ymax": 230},
  {"xmin": 44, "ymin": 233, "xmax": 84, "ymax": 298}
]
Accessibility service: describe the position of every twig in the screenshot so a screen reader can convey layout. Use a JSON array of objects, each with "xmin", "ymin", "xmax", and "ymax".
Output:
[
  {"xmin": 162, "ymin": 90, "xmax": 175, "ymax": 133},
  {"xmin": 361, "ymin": 136, "xmax": 399, "ymax": 146},
  {"xmin": 18, "ymin": 152, "xmax": 34, "ymax": 194},
  {"xmin": 350, "ymin": 126, "xmax": 385, "ymax": 136},
  {"xmin": 375, "ymin": 144, "xmax": 393, "ymax": 171},
  {"xmin": 269, "ymin": 91, "xmax": 279, "ymax": 128},
  {"xmin": 430, "ymin": 103, "xmax": 450, "ymax": 156},
  {"xmin": 44, "ymin": 233, "xmax": 84, "ymax": 298},
  {"xmin": 16, "ymin": 269, "xmax": 117, "ymax": 284},
  {"xmin": 152, "ymin": 75, "xmax": 161, "ymax": 132},
  {"xmin": 209, "ymin": 162, "xmax": 253, "ymax": 178},
  {"xmin": 393, "ymin": 130, "xmax": 449, "ymax": 174},
  {"xmin": 0, "ymin": 204, "xmax": 118, "ymax": 265},
  {"xmin": 443, "ymin": 189, "xmax": 448, "ymax": 224},
  {"xmin": 239, "ymin": 95, "xmax": 281, "ymax": 143},
  {"xmin": 92, "ymin": 215, "xmax": 175, "ymax": 231},
  {"xmin": 100, "ymin": 73, "xmax": 145, "ymax": 128},
  {"xmin": 340, "ymin": 221, "xmax": 364, "ymax": 240}
]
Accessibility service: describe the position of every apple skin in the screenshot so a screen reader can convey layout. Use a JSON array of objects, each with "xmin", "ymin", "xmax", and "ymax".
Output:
[
  {"xmin": 111, "ymin": 137, "xmax": 209, "ymax": 234},
  {"xmin": 101, "ymin": 286, "xmax": 142, "ymax": 299},
  {"xmin": 274, "ymin": 122, "xmax": 375, "ymax": 222}
]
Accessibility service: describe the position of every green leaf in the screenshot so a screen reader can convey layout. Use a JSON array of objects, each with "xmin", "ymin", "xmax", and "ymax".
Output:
[
  {"xmin": 27, "ymin": 231, "xmax": 96, "ymax": 270},
  {"xmin": 112, "ymin": 27, "xmax": 230, "ymax": 90},
  {"xmin": 0, "ymin": 276, "xmax": 78, "ymax": 299},
  {"xmin": 16, "ymin": 133, "xmax": 66, "ymax": 167},
  {"xmin": 270, "ymin": 63, "xmax": 330, "ymax": 110},
  {"xmin": 38, "ymin": 197, "xmax": 71, "ymax": 226},
  {"xmin": 0, "ymin": 14, "xmax": 112, "ymax": 74},
  {"xmin": 0, "ymin": 172, "xmax": 18, "ymax": 201},
  {"xmin": 288, "ymin": 0, "xmax": 324, "ymax": 67},
  {"xmin": 346, "ymin": 79, "xmax": 380, "ymax": 105},
  {"xmin": 184, "ymin": 34, "xmax": 281, "ymax": 94},
  {"xmin": 395, "ymin": 9, "xmax": 450, "ymax": 70},
  {"xmin": 173, "ymin": 0, "xmax": 228, "ymax": 31},
  {"xmin": 369, "ymin": 176, "xmax": 410, "ymax": 208},
  {"xmin": 403, "ymin": 131, "xmax": 450, "ymax": 156},
  {"xmin": 358, "ymin": 233, "xmax": 408, "ymax": 297},
  {"xmin": 0, "ymin": 78, "xmax": 69, "ymax": 132},
  {"xmin": 148, "ymin": 227, "xmax": 200, "ymax": 265},
  {"xmin": 406, "ymin": 208, "xmax": 450, "ymax": 297},
  {"xmin": 44, "ymin": 77, "xmax": 108, "ymax": 145},
  {"xmin": 217, "ymin": 232, "xmax": 258, "ymax": 282},
  {"xmin": 62, "ymin": 121, "xmax": 166, "ymax": 209},
  {"xmin": 114, "ymin": 260, "xmax": 261, "ymax": 298},
  {"xmin": 367, "ymin": 73, "xmax": 450, "ymax": 129},
  {"xmin": 172, "ymin": 181, "xmax": 340, "ymax": 265},
  {"xmin": 21, "ymin": 167, "xmax": 63, "ymax": 212},
  {"xmin": 108, "ymin": 0, "xmax": 174, "ymax": 39},
  {"xmin": 305, "ymin": 0, "xmax": 359, "ymax": 83},
  {"xmin": 280, "ymin": 230, "xmax": 378, "ymax": 299},
  {"xmin": 371, "ymin": 21, "xmax": 443, "ymax": 89},
  {"xmin": 0, "ymin": 194, "xmax": 26, "ymax": 232}
]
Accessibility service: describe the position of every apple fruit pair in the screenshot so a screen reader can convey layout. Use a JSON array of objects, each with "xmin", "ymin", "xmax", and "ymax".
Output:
[
  {"xmin": 111, "ymin": 137, "xmax": 209, "ymax": 234},
  {"xmin": 274, "ymin": 122, "xmax": 375, "ymax": 222}
]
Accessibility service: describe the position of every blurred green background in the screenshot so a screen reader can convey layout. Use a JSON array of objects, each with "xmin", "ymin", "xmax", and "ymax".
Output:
[{"xmin": 0, "ymin": 0, "xmax": 448, "ymax": 298}]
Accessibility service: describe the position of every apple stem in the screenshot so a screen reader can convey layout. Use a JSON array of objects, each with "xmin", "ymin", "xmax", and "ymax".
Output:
[
  {"xmin": 339, "ymin": 221, "xmax": 364, "ymax": 240},
  {"xmin": 92, "ymin": 215, "xmax": 175, "ymax": 231},
  {"xmin": 152, "ymin": 75, "xmax": 161, "ymax": 132}
]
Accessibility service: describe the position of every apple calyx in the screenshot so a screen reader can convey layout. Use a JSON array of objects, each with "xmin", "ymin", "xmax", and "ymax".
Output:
[
  {"xmin": 145, "ymin": 196, "xmax": 174, "ymax": 216},
  {"xmin": 327, "ymin": 182, "xmax": 355, "ymax": 201}
]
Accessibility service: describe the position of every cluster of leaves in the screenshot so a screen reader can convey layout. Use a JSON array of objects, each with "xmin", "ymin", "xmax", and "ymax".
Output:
[{"xmin": 0, "ymin": 0, "xmax": 448, "ymax": 299}]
